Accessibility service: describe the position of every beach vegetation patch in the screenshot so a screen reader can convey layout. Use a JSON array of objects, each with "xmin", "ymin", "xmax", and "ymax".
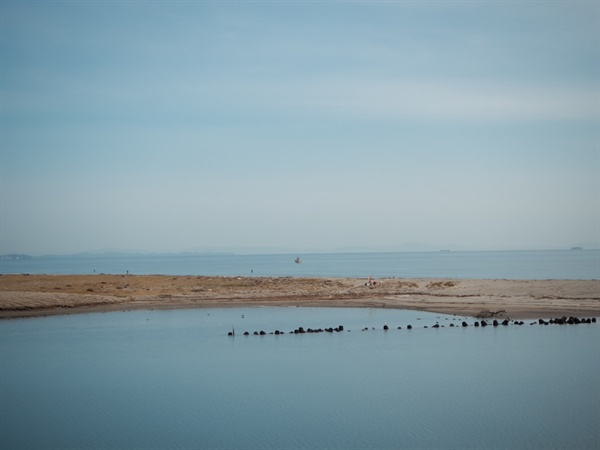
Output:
[{"xmin": 426, "ymin": 281, "xmax": 457, "ymax": 289}]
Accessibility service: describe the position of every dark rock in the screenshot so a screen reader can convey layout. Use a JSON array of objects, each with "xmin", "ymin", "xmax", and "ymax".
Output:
[
  {"xmin": 338, "ymin": 325, "xmax": 344, "ymax": 331},
  {"xmin": 243, "ymin": 331, "xmax": 249, "ymax": 336},
  {"xmin": 432, "ymin": 323, "xmax": 440, "ymax": 328},
  {"xmin": 474, "ymin": 321, "xmax": 479, "ymax": 327},
  {"xmin": 260, "ymin": 330, "xmax": 266, "ymax": 335},
  {"xmin": 592, "ymin": 318, "xmax": 596, "ymax": 323},
  {"xmin": 254, "ymin": 331, "xmax": 259, "ymax": 335},
  {"xmin": 502, "ymin": 319, "xmax": 509, "ymax": 326},
  {"xmin": 462, "ymin": 321, "xmax": 468, "ymax": 327},
  {"xmin": 227, "ymin": 332, "xmax": 233, "ymax": 336},
  {"xmin": 383, "ymin": 324, "xmax": 389, "ymax": 331},
  {"xmin": 481, "ymin": 320, "xmax": 488, "ymax": 327},
  {"xmin": 407, "ymin": 325, "xmax": 412, "ymax": 330},
  {"xmin": 493, "ymin": 320, "xmax": 499, "ymax": 327},
  {"xmin": 449, "ymin": 323, "xmax": 454, "ymax": 327}
]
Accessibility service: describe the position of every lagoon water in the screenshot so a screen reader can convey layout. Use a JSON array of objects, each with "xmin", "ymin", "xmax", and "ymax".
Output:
[{"xmin": 1, "ymin": 307, "xmax": 599, "ymax": 449}]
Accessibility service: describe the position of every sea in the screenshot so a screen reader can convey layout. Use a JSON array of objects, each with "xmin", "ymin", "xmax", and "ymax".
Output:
[
  {"xmin": 1, "ymin": 249, "xmax": 599, "ymax": 280},
  {"xmin": 1, "ymin": 250, "xmax": 599, "ymax": 449}
]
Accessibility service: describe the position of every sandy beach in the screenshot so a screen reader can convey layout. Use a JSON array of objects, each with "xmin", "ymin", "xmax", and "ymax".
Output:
[{"xmin": 0, "ymin": 274, "xmax": 598, "ymax": 319}]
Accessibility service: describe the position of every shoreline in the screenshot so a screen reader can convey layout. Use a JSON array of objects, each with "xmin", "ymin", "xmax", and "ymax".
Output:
[{"xmin": 1, "ymin": 274, "xmax": 599, "ymax": 320}]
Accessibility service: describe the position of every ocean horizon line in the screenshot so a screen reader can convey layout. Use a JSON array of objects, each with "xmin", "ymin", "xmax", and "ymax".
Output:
[{"xmin": 2, "ymin": 247, "xmax": 599, "ymax": 260}]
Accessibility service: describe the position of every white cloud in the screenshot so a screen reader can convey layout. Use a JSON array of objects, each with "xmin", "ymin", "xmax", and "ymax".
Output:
[{"xmin": 247, "ymin": 78, "xmax": 598, "ymax": 122}]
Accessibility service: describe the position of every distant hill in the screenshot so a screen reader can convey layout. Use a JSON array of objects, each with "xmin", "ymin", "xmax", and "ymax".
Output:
[{"xmin": 0, "ymin": 254, "xmax": 32, "ymax": 260}]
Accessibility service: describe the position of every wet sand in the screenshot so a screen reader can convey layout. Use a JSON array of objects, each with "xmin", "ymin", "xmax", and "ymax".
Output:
[{"xmin": 0, "ymin": 274, "xmax": 598, "ymax": 319}]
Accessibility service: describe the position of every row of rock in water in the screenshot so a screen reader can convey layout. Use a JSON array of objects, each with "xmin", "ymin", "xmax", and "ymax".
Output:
[
  {"xmin": 228, "ymin": 316, "xmax": 596, "ymax": 336},
  {"xmin": 229, "ymin": 326, "xmax": 346, "ymax": 336}
]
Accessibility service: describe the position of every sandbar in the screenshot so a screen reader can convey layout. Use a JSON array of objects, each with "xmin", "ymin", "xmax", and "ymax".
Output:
[{"xmin": 0, "ymin": 274, "xmax": 598, "ymax": 319}]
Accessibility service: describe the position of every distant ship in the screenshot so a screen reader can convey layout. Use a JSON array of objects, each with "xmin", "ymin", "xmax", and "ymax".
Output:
[{"xmin": 294, "ymin": 257, "xmax": 302, "ymax": 264}]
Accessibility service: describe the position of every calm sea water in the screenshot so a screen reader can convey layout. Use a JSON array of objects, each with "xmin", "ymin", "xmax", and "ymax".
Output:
[
  {"xmin": 1, "ymin": 307, "xmax": 598, "ymax": 449},
  {"xmin": 1, "ymin": 249, "xmax": 599, "ymax": 279}
]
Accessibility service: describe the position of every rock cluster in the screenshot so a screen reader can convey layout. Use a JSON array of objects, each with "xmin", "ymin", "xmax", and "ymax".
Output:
[
  {"xmin": 228, "ymin": 316, "xmax": 596, "ymax": 336},
  {"xmin": 232, "ymin": 325, "xmax": 346, "ymax": 336}
]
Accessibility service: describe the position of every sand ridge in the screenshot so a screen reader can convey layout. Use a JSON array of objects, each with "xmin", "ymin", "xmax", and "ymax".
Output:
[{"xmin": 0, "ymin": 274, "xmax": 598, "ymax": 319}]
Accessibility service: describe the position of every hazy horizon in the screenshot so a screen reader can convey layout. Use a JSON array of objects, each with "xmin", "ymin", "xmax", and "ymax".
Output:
[
  {"xmin": 2, "ymin": 2, "xmax": 598, "ymax": 256},
  {"xmin": 2, "ymin": 244, "xmax": 598, "ymax": 258}
]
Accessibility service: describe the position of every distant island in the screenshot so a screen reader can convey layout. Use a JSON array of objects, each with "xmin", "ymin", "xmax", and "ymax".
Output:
[
  {"xmin": 2, "ymin": 251, "xmax": 237, "ymax": 260},
  {"xmin": 0, "ymin": 254, "xmax": 32, "ymax": 261}
]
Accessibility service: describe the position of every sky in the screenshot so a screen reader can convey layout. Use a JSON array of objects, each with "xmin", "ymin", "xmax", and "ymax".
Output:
[{"xmin": 1, "ymin": 1, "xmax": 598, "ymax": 255}]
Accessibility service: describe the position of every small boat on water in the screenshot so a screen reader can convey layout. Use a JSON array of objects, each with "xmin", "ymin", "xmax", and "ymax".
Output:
[{"xmin": 294, "ymin": 257, "xmax": 302, "ymax": 264}]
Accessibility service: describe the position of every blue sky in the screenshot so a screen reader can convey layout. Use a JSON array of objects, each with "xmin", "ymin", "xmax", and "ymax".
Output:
[{"xmin": 1, "ymin": 1, "xmax": 598, "ymax": 255}]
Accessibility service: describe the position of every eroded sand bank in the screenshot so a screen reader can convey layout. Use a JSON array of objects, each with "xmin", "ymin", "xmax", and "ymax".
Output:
[{"xmin": 0, "ymin": 274, "xmax": 598, "ymax": 319}]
